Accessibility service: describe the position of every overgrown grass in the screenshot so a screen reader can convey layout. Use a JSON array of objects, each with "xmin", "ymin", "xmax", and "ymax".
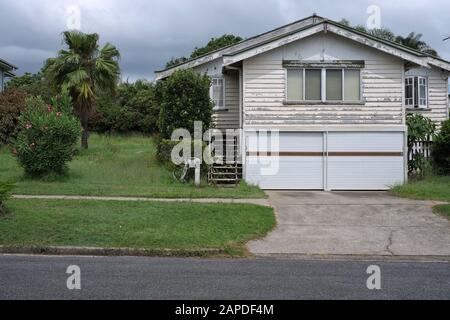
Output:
[
  {"xmin": 390, "ymin": 175, "xmax": 450, "ymax": 202},
  {"xmin": 0, "ymin": 134, "xmax": 265, "ymax": 198},
  {"xmin": 0, "ymin": 199, "xmax": 275, "ymax": 255},
  {"xmin": 434, "ymin": 205, "xmax": 450, "ymax": 219}
]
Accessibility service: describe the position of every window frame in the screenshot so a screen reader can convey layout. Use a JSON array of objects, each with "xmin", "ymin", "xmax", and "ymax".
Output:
[
  {"xmin": 285, "ymin": 67, "xmax": 362, "ymax": 103},
  {"xmin": 210, "ymin": 77, "xmax": 226, "ymax": 111},
  {"xmin": 405, "ymin": 75, "xmax": 428, "ymax": 109}
]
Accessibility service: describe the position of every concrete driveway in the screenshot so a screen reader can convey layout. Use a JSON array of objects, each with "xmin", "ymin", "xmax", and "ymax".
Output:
[{"xmin": 248, "ymin": 191, "xmax": 450, "ymax": 257}]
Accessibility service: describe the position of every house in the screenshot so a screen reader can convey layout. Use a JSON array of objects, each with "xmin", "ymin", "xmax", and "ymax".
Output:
[
  {"xmin": 155, "ymin": 15, "xmax": 450, "ymax": 191},
  {"xmin": 0, "ymin": 58, "xmax": 17, "ymax": 91}
]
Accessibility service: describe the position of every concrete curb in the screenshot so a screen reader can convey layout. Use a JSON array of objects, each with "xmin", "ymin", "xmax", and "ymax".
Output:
[
  {"xmin": 0, "ymin": 246, "xmax": 228, "ymax": 258},
  {"xmin": 12, "ymin": 195, "xmax": 271, "ymax": 207},
  {"xmin": 252, "ymin": 253, "xmax": 450, "ymax": 262}
]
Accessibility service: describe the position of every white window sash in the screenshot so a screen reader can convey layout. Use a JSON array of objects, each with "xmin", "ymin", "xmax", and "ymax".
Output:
[
  {"xmin": 210, "ymin": 77, "xmax": 226, "ymax": 110},
  {"xmin": 405, "ymin": 76, "xmax": 428, "ymax": 109},
  {"xmin": 418, "ymin": 76, "xmax": 428, "ymax": 109},
  {"xmin": 286, "ymin": 67, "xmax": 361, "ymax": 102}
]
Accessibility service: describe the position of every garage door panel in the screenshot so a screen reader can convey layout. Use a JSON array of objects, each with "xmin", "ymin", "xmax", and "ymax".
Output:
[
  {"xmin": 246, "ymin": 156, "xmax": 323, "ymax": 189},
  {"xmin": 278, "ymin": 132, "xmax": 324, "ymax": 152},
  {"xmin": 327, "ymin": 157, "xmax": 405, "ymax": 190},
  {"xmin": 328, "ymin": 132, "xmax": 404, "ymax": 152}
]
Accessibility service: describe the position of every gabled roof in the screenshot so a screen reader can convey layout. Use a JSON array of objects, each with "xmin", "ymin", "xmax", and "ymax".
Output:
[
  {"xmin": 155, "ymin": 15, "xmax": 450, "ymax": 80},
  {"xmin": 0, "ymin": 57, "xmax": 18, "ymax": 72}
]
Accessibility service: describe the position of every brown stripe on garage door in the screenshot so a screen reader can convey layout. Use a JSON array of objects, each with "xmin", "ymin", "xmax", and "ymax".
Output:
[{"xmin": 247, "ymin": 152, "xmax": 403, "ymax": 156}]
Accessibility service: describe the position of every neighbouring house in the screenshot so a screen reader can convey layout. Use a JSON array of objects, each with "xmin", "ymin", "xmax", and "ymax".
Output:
[
  {"xmin": 155, "ymin": 15, "xmax": 450, "ymax": 191},
  {"xmin": 0, "ymin": 58, "xmax": 17, "ymax": 91}
]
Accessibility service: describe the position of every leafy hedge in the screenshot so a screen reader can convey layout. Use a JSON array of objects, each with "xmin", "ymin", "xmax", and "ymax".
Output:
[
  {"xmin": 406, "ymin": 113, "xmax": 436, "ymax": 174},
  {"xmin": 433, "ymin": 119, "xmax": 450, "ymax": 174},
  {"xmin": 14, "ymin": 93, "xmax": 81, "ymax": 177},
  {"xmin": 90, "ymin": 80, "xmax": 159, "ymax": 134},
  {"xmin": 0, "ymin": 88, "xmax": 29, "ymax": 145}
]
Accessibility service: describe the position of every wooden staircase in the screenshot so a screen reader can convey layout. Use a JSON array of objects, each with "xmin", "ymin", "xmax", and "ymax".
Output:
[{"xmin": 208, "ymin": 136, "xmax": 242, "ymax": 186}]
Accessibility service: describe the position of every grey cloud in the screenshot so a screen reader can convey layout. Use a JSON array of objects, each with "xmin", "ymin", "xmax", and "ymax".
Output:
[{"xmin": 0, "ymin": 0, "xmax": 449, "ymax": 82}]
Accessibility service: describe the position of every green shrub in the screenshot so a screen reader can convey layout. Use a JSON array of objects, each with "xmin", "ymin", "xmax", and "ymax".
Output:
[
  {"xmin": 157, "ymin": 69, "xmax": 213, "ymax": 139},
  {"xmin": 406, "ymin": 113, "xmax": 436, "ymax": 174},
  {"xmin": 433, "ymin": 119, "xmax": 450, "ymax": 174},
  {"xmin": 6, "ymin": 72, "xmax": 54, "ymax": 103},
  {"xmin": 0, "ymin": 180, "xmax": 15, "ymax": 215},
  {"xmin": 14, "ymin": 92, "xmax": 81, "ymax": 177},
  {"xmin": 90, "ymin": 81, "xmax": 159, "ymax": 134},
  {"xmin": 0, "ymin": 88, "xmax": 29, "ymax": 145}
]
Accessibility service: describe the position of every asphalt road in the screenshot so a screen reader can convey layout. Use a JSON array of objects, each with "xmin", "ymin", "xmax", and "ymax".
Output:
[{"xmin": 0, "ymin": 255, "xmax": 449, "ymax": 300}]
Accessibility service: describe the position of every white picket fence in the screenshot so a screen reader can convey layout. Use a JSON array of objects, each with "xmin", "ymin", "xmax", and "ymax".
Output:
[{"xmin": 408, "ymin": 140, "xmax": 433, "ymax": 161}]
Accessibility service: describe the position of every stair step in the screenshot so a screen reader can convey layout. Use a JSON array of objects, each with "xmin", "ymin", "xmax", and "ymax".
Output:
[
  {"xmin": 211, "ymin": 172, "xmax": 237, "ymax": 176},
  {"xmin": 210, "ymin": 178, "xmax": 239, "ymax": 182}
]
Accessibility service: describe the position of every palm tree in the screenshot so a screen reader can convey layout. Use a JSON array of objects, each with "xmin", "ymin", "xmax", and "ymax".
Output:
[
  {"xmin": 45, "ymin": 31, "xmax": 120, "ymax": 149},
  {"xmin": 395, "ymin": 32, "xmax": 439, "ymax": 57}
]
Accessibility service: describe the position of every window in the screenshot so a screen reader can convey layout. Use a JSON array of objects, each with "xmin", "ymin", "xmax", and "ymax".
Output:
[
  {"xmin": 326, "ymin": 69, "xmax": 342, "ymax": 101},
  {"xmin": 210, "ymin": 77, "xmax": 225, "ymax": 110},
  {"xmin": 405, "ymin": 76, "xmax": 428, "ymax": 108},
  {"xmin": 287, "ymin": 70, "xmax": 303, "ymax": 101},
  {"xmin": 305, "ymin": 69, "xmax": 322, "ymax": 100},
  {"xmin": 286, "ymin": 68, "xmax": 361, "ymax": 102}
]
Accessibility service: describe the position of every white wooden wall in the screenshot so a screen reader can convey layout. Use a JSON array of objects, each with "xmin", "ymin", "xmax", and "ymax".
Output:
[
  {"xmin": 242, "ymin": 32, "xmax": 405, "ymax": 126},
  {"xmin": 405, "ymin": 67, "xmax": 449, "ymax": 125},
  {"xmin": 194, "ymin": 60, "xmax": 240, "ymax": 130}
]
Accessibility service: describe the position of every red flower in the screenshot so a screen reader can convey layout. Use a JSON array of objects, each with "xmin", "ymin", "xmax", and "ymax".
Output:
[
  {"xmin": 56, "ymin": 112, "xmax": 62, "ymax": 117},
  {"xmin": 47, "ymin": 105, "xmax": 52, "ymax": 112},
  {"xmin": 25, "ymin": 123, "xmax": 32, "ymax": 130}
]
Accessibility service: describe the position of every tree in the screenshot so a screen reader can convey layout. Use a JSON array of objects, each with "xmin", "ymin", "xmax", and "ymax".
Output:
[
  {"xmin": 157, "ymin": 69, "xmax": 213, "ymax": 139},
  {"xmin": 165, "ymin": 34, "xmax": 242, "ymax": 69},
  {"xmin": 45, "ymin": 31, "xmax": 121, "ymax": 149},
  {"xmin": 190, "ymin": 34, "xmax": 243, "ymax": 58},
  {"xmin": 339, "ymin": 18, "xmax": 439, "ymax": 56},
  {"xmin": 395, "ymin": 32, "xmax": 439, "ymax": 56},
  {"xmin": 354, "ymin": 25, "xmax": 396, "ymax": 42},
  {"xmin": 166, "ymin": 57, "xmax": 188, "ymax": 69}
]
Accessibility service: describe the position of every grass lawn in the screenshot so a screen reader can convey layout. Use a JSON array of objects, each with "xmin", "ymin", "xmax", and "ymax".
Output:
[
  {"xmin": 390, "ymin": 175, "xmax": 450, "ymax": 202},
  {"xmin": 0, "ymin": 134, "xmax": 265, "ymax": 198},
  {"xmin": 434, "ymin": 205, "xmax": 450, "ymax": 219},
  {"xmin": 0, "ymin": 199, "xmax": 275, "ymax": 256}
]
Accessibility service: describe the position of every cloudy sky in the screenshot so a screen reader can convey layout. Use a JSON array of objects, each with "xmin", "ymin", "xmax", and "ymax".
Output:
[{"xmin": 0, "ymin": 0, "xmax": 449, "ymax": 82}]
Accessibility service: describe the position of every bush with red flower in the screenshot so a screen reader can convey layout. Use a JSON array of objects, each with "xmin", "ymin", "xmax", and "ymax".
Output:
[{"xmin": 13, "ymin": 91, "xmax": 81, "ymax": 177}]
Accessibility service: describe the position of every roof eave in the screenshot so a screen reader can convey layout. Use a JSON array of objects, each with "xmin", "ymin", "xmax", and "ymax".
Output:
[{"xmin": 0, "ymin": 58, "xmax": 18, "ymax": 71}]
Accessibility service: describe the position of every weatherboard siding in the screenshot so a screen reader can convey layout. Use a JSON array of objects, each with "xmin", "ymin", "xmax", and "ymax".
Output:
[
  {"xmin": 213, "ymin": 71, "xmax": 240, "ymax": 129},
  {"xmin": 243, "ymin": 32, "xmax": 405, "ymax": 127},
  {"xmin": 405, "ymin": 68, "xmax": 449, "ymax": 126},
  {"xmin": 193, "ymin": 61, "xmax": 240, "ymax": 130}
]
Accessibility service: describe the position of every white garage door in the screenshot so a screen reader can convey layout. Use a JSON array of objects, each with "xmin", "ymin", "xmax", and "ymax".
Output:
[
  {"xmin": 246, "ymin": 132, "xmax": 324, "ymax": 189},
  {"xmin": 245, "ymin": 131, "xmax": 405, "ymax": 190}
]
